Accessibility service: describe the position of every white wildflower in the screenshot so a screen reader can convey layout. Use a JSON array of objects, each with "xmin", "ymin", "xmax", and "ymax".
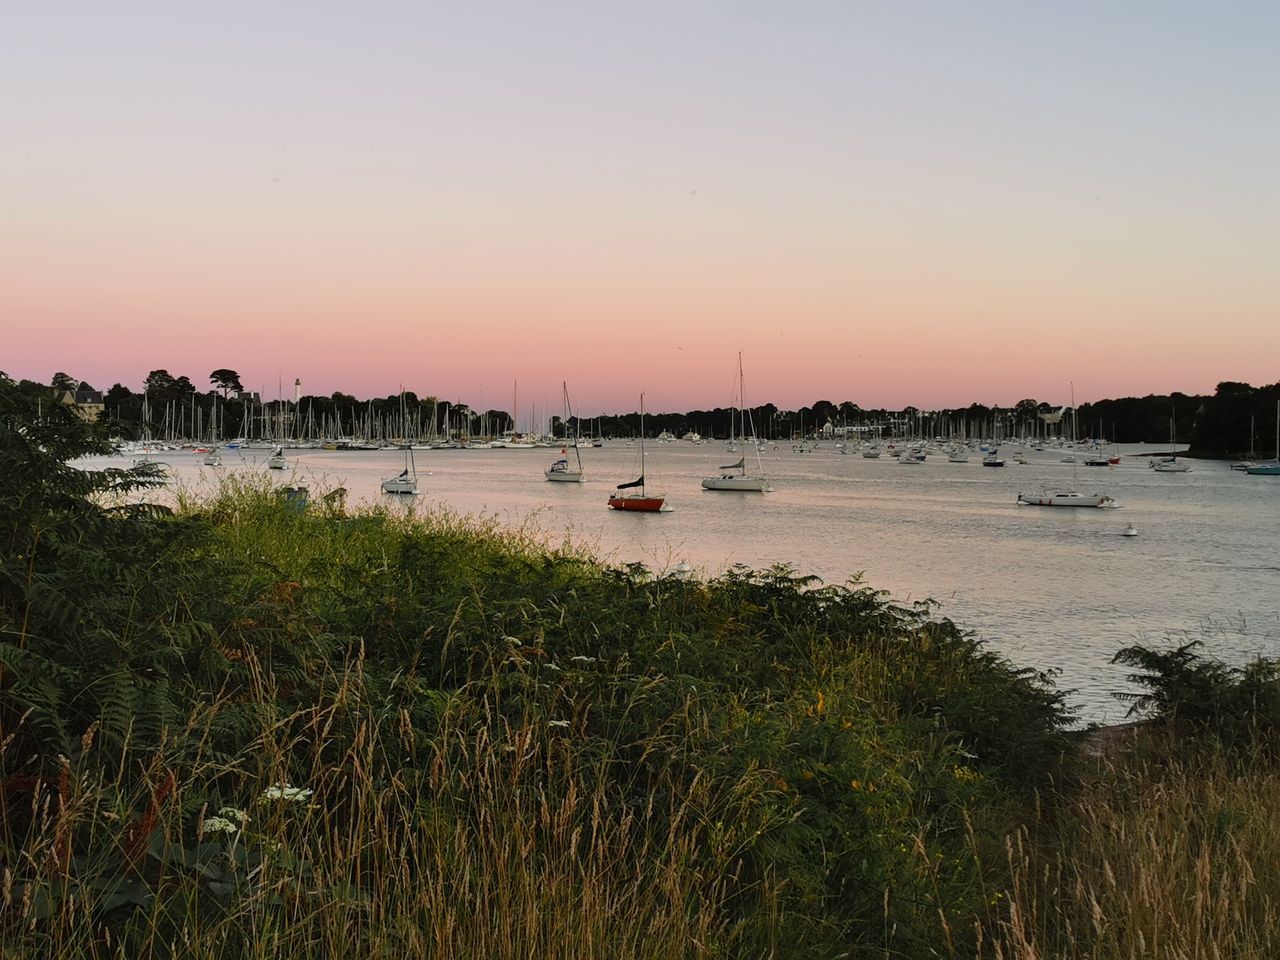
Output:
[
  {"xmin": 219, "ymin": 806, "xmax": 249, "ymax": 825},
  {"xmin": 202, "ymin": 816, "xmax": 238, "ymax": 836},
  {"xmin": 547, "ymin": 720, "xmax": 570, "ymax": 729},
  {"xmin": 569, "ymin": 655, "xmax": 597, "ymax": 664},
  {"xmin": 545, "ymin": 662, "xmax": 562, "ymax": 671},
  {"xmin": 260, "ymin": 784, "xmax": 314, "ymax": 803}
]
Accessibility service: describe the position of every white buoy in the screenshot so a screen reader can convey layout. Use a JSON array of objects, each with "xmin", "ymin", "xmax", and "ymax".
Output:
[{"xmin": 1122, "ymin": 523, "xmax": 1138, "ymax": 537}]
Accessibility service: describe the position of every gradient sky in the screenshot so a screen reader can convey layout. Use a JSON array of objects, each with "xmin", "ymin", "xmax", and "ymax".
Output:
[{"xmin": 4, "ymin": 1, "xmax": 1277, "ymax": 413}]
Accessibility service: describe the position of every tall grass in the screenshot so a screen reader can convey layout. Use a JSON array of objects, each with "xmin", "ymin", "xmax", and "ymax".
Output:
[
  {"xmin": 982, "ymin": 746, "xmax": 1280, "ymax": 959},
  {"xmin": 5, "ymin": 396, "xmax": 1275, "ymax": 959},
  {"xmin": 3, "ymin": 470, "xmax": 1075, "ymax": 958}
]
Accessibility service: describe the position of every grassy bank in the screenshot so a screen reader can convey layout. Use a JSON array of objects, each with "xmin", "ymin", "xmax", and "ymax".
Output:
[{"xmin": 2, "ymin": 380, "xmax": 1277, "ymax": 958}]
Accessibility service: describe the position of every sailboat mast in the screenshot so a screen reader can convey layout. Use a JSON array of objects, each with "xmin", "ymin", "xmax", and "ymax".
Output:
[{"xmin": 639, "ymin": 393, "xmax": 645, "ymax": 496}]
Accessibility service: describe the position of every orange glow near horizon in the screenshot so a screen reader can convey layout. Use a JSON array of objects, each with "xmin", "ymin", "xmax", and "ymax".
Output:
[{"xmin": 4, "ymin": 5, "xmax": 1277, "ymax": 411}]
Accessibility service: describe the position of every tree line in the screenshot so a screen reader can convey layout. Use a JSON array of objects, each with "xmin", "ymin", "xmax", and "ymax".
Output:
[{"xmin": 11, "ymin": 367, "xmax": 1279, "ymax": 456}]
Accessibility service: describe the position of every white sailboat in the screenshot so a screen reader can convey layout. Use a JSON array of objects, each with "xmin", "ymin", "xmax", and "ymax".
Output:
[
  {"xmin": 702, "ymin": 354, "xmax": 773, "ymax": 492},
  {"xmin": 201, "ymin": 397, "xmax": 223, "ymax": 466},
  {"xmin": 380, "ymin": 447, "xmax": 419, "ymax": 494},
  {"xmin": 546, "ymin": 382, "xmax": 585, "ymax": 482},
  {"xmin": 266, "ymin": 445, "xmax": 289, "ymax": 470},
  {"xmin": 133, "ymin": 391, "xmax": 167, "ymax": 473},
  {"xmin": 1245, "ymin": 400, "xmax": 1280, "ymax": 476},
  {"xmin": 1149, "ymin": 406, "xmax": 1191, "ymax": 473},
  {"xmin": 1018, "ymin": 384, "xmax": 1117, "ymax": 507},
  {"xmin": 381, "ymin": 391, "xmax": 420, "ymax": 494}
]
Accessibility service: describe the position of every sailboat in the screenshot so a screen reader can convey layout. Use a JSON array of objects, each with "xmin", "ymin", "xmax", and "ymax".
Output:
[
  {"xmin": 1018, "ymin": 385, "xmax": 1117, "ymax": 507},
  {"xmin": 702, "ymin": 354, "xmax": 773, "ymax": 492},
  {"xmin": 381, "ymin": 392, "xmax": 420, "ymax": 493},
  {"xmin": 1150, "ymin": 406, "xmax": 1190, "ymax": 472},
  {"xmin": 133, "ymin": 392, "xmax": 169, "ymax": 475},
  {"xmin": 201, "ymin": 396, "xmax": 223, "ymax": 466},
  {"xmin": 266, "ymin": 446, "xmax": 289, "ymax": 470},
  {"xmin": 545, "ymin": 382, "xmax": 585, "ymax": 482},
  {"xmin": 381, "ymin": 447, "xmax": 419, "ymax": 494},
  {"xmin": 1245, "ymin": 400, "xmax": 1280, "ymax": 476},
  {"xmin": 1231, "ymin": 415, "xmax": 1257, "ymax": 471},
  {"xmin": 608, "ymin": 394, "xmax": 667, "ymax": 512}
]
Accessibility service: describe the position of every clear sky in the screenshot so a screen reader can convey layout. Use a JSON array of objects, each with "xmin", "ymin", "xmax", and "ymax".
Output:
[{"xmin": 3, "ymin": 1, "xmax": 1276, "ymax": 413}]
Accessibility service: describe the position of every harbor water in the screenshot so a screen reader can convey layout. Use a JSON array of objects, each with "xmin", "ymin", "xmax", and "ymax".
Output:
[{"xmin": 89, "ymin": 441, "xmax": 1280, "ymax": 723}]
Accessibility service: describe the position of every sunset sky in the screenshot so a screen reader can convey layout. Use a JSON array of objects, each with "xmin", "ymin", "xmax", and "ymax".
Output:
[{"xmin": 4, "ymin": 2, "xmax": 1276, "ymax": 414}]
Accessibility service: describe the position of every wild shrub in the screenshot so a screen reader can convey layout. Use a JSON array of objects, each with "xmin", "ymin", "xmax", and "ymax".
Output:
[
  {"xmin": 1113, "ymin": 641, "xmax": 1280, "ymax": 756},
  {"xmin": 0, "ymin": 377, "xmax": 1075, "ymax": 958}
]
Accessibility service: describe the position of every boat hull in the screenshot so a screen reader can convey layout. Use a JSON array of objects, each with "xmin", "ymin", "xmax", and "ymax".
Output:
[
  {"xmin": 608, "ymin": 495, "xmax": 665, "ymax": 512},
  {"xmin": 1245, "ymin": 463, "xmax": 1280, "ymax": 475},
  {"xmin": 1017, "ymin": 492, "xmax": 1116, "ymax": 507},
  {"xmin": 381, "ymin": 479, "xmax": 419, "ymax": 495},
  {"xmin": 701, "ymin": 476, "xmax": 772, "ymax": 491},
  {"xmin": 545, "ymin": 469, "xmax": 585, "ymax": 482}
]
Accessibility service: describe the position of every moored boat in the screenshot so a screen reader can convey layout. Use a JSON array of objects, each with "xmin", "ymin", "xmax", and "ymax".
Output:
[
  {"xmin": 702, "ymin": 354, "xmax": 773, "ymax": 493},
  {"xmin": 1017, "ymin": 491, "xmax": 1117, "ymax": 508},
  {"xmin": 1018, "ymin": 384, "xmax": 1117, "ymax": 507},
  {"xmin": 546, "ymin": 383, "xmax": 585, "ymax": 482},
  {"xmin": 381, "ymin": 393, "xmax": 420, "ymax": 493},
  {"xmin": 609, "ymin": 393, "xmax": 668, "ymax": 512},
  {"xmin": 1244, "ymin": 401, "xmax": 1280, "ymax": 476}
]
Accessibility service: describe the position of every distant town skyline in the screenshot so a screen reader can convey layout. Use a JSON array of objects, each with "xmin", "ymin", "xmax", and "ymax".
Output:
[{"xmin": 5, "ymin": 3, "xmax": 1277, "ymax": 413}]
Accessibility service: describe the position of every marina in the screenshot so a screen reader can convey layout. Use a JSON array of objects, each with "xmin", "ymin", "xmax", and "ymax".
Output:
[{"xmin": 88, "ymin": 438, "xmax": 1280, "ymax": 723}]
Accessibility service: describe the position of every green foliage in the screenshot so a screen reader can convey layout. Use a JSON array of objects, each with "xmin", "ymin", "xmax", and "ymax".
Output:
[
  {"xmin": 1, "ymin": 381, "xmax": 1081, "ymax": 958},
  {"xmin": 1113, "ymin": 641, "xmax": 1280, "ymax": 754}
]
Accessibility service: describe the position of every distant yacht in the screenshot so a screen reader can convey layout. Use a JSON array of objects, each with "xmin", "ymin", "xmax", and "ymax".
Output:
[{"xmin": 702, "ymin": 354, "xmax": 773, "ymax": 493}]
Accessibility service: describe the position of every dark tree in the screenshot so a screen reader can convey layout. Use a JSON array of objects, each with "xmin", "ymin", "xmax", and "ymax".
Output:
[
  {"xmin": 145, "ymin": 370, "xmax": 176, "ymax": 397},
  {"xmin": 51, "ymin": 372, "xmax": 77, "ymax": 392},
  {"xmin": 209, "ymin": 369, "xmax": 243, "ymax": 398},
  {"xmin": 105, "ymin": 383, "xmax": 132, "ymax": 406}
]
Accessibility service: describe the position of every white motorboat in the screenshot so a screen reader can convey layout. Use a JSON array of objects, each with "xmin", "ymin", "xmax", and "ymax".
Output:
[
  {"xmin": 1018, "ymin": 491, "xmax": 1117, "ymax": 508},
  {"xmin": 861, "ymin": 445, "xmax": 882, "ymax": 459}
]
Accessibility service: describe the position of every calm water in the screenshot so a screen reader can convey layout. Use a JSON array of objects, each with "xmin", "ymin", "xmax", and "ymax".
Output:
[{"xmin": 90, "ymin": 442, "xmax": 1280, "ymax": 722}]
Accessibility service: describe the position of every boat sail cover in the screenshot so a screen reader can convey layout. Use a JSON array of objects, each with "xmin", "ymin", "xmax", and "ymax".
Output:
[
  {"xmin": 616, "ymin": 475, "xmax": 644, "ymax": 490},
  {"xmin": 719, "ymin": 457, "xmax": 744, "ymax": 470}
]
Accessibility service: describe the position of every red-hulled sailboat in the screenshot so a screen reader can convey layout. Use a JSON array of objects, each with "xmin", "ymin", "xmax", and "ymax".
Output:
[{"xmin": 608, "ymin": 393, "xmax": 667, "ymax": 512}]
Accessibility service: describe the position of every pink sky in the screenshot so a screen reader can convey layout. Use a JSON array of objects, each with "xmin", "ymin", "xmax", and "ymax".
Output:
[{"xmin": 4, "ymin": 4, "xmax": 1277, "ymax": 413}]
